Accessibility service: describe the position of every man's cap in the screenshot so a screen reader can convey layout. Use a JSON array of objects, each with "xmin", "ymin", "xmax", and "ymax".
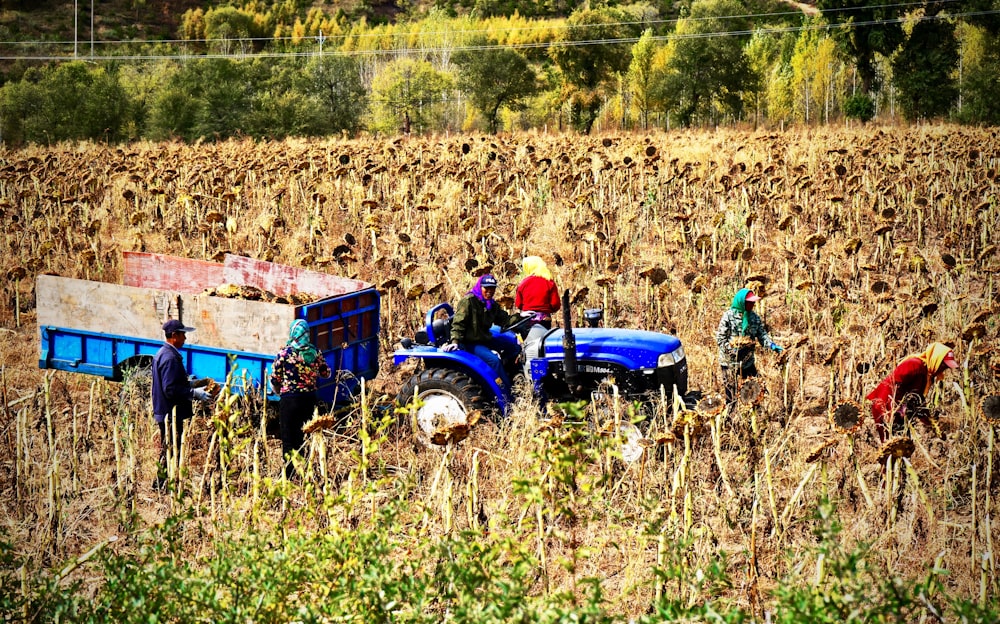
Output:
[
  {"xmin": 943, "ymin": 350, "xmax": 959, "ymax": 369},
  {"xmin": 745, "ymin": 291, "xmax": 761, "ymax": 302},
  {"xmin": 163, "ymin": 319, "xmax": 196, "ymax": 335},
  {"xmin": 481, "ymin": 274, "xmax": 498, "ymax": 289}
]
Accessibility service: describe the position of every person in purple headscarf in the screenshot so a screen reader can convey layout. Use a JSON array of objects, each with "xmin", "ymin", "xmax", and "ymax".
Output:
[{"xmin": 444, "ymin": 273, "xmax": 518, "ymax": 387}]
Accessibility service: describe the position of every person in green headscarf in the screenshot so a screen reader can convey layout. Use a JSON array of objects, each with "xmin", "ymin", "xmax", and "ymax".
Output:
[
  {"xmin": 715, "ymin": 288, "xmax": 783, "ymax": 407},
  {"xmin": 270, "ymin": 319, "xmax": 331, "ymax": 479}
]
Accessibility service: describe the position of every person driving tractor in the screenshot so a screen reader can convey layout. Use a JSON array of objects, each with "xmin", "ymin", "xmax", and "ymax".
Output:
[{"xmin": 443, "ymin": 274, "xmax": 519, "ymax": 388}]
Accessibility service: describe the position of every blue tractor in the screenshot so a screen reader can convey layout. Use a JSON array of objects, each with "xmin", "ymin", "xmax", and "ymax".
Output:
[{"xmin": 394, "ymin": 290, "xmax": 689, "ymax": 445}]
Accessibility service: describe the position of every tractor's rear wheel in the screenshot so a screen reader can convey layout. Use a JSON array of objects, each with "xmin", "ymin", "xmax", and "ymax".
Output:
[{"xmin": 397, "ymin": 368, "xmax": 490, "ymax": 448}]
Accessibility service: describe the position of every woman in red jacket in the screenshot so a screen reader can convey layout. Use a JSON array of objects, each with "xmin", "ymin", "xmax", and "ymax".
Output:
[
  {"xmin": 515, "ymin": 256, "xmax": 560, "ymax": 379},
  {"xmin": 866, "ymin": 342, "xmax": 958, "ymax": 441},
  {"xmin": 515, "ymin": 256, "xmax": 560, "ymax": 328}
]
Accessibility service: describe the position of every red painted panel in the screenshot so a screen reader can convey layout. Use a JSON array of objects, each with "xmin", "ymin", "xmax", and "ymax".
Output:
[
  {"xmin": 223, "ymin": 255, "xmax": 371, "ymax": 298},
  {"xmin": 122, "ymin": 252, "xmax": 224, "ymax": 293},
  {"xmin": 122, "ymin": 252, "xmax": 371, "ymax": 300}
]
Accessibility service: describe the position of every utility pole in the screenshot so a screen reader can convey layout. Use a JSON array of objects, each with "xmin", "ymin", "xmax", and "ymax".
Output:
[
  {"xmin": 74, "ymin": 0, "xmax": 78, "ymax": 57},
  {"xmin": 91, "ymin": 0, "xmax": 95, "ymax": 58}
]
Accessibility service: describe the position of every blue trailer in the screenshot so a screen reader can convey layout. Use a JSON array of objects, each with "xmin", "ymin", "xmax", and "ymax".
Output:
[{"xmin": 37, "ymin": 252, "xmax": 380, "ymax": 406}]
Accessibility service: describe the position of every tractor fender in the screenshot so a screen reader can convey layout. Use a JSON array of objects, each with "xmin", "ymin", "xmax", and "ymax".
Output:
[{"xmin": 392, "ymin": 348, "xmax": 512, "ymax": 414}]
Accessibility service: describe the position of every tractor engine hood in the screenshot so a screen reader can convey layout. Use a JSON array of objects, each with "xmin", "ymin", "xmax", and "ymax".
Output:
[{"xmin": 541, "ymin": 328, "xmax": 683, "ymax": 370}]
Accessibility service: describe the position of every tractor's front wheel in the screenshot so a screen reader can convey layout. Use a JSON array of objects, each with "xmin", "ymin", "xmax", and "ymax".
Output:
[{"xmin": 397, "ymin": 368, "xmax": 490, "ymax": 448}]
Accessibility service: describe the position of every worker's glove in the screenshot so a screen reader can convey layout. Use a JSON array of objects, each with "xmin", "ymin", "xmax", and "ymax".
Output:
[
  {"xmin": 192, "ymin": 388, "xmax": 213, "ymax": 402},
  {"xmin": 768, "ymin": 342, "xmax": 784, "ymax": 353},
  {"xmin": 441, "ymin": 343, "xmax": 459, "ymax": 352}
]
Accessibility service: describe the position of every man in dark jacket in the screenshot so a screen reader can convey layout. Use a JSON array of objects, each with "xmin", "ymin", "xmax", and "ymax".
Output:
[
  {"xmin": 152, "ymin": 319, "xmax": 212, "ymax": 489},
  {"xmin": 444, "ymin": 274, "xmax": 518, "ymax": 387}
]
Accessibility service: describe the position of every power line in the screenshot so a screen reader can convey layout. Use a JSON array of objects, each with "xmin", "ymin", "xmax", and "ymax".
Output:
[{"xmin": 0, "ymin": 4, "xmax": 994, "ymax": 62}]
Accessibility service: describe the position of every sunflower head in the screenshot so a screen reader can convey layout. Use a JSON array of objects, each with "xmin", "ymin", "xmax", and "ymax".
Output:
[
  {"xmin": 981, "ymin": 395, "xmax": 1000, "ymax": 425},
  {"xmin": 830, "ymin": 400, "xmax": 863, "ymax": 434},
  {"xmin": 805, "ymin": 438, "xmax": 839, "ymax": 463},
  {"xmin": 878, "ymin": 436, "xmax": 915, "ymax": 461}
]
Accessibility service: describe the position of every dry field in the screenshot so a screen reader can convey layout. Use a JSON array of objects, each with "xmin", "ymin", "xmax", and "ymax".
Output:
[{"xmin": 1, "ymin": 124, "xmax": 998, "ymax": 618}]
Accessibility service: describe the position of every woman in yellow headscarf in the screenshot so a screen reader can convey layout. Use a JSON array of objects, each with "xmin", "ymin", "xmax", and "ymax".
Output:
[
  {"xmin": 515, "ymin": 256, "xmax": 560, "ymax": 328},
  {"xmin": 515, "ymin": 256, "xmax": 561, "ymax": 381},
  {"xmin": 866, "ymin": 342, "xmax": 958, "ymax": 441}
]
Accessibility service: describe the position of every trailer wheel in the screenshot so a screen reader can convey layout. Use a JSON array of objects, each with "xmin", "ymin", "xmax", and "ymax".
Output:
[{"xmin": 397, "ymin": 368, "xmax": 490, "ymax": 448}]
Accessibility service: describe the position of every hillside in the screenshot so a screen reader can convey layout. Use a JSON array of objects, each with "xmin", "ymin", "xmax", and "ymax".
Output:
[{"xmin": 0, "ymin": 0, "xmax": 409, "ymax": 44}]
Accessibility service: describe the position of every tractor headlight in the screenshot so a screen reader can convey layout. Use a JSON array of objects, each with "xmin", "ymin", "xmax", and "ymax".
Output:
[{"xmin": 657, "ymin": 346, "xmax": 685, "ymax": 367}]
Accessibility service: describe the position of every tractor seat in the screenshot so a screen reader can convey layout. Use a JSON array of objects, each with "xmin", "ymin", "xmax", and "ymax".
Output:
[{"xmin": 431, "ymin": 317, "xmax": 452, "ymax": 346}]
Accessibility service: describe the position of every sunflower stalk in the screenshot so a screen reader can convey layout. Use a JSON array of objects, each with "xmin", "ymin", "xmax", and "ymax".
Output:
[
  {"xmin": 853, "ymin": 445, "xmax": 875, "ymax": 510},
  {"xmin": 422, "ymin": 445, "xmax": 451, "ymax": 531},
  {"xmin": 987, "ymin": 427, "xmax": 994, "ymax": 526},
  {"xmin": 779, "ymin": 463, "xmax": 818, "ymax": 539},
  {"xmin": 888, "ymin": 456, "xmax": 902, "ymax": 527},
  {"xmin": 443, "ymin": 461, "xmax": 454, "ymax": 533},
  {"xmin": 903, "ymin": 458, "xmax": 934, "ymax": 523},
  {"xmin": 762, "ymin": 447, "xmax": 779, "ymax": 534},
  {"xmin": 537, "ymin": 503, "xmax": 549, "ymax": 594},
  {"xmin": 972, "ymin": 462, "xmax": 978, "ymax": 574},
  {"xmin": 654, "ymin": 530, "xmax": 666, "ymax": 604},
  {"xmin": 467, "ymin": 450, "xmax": 481, "ymax": 530},
  {"xmin": 710, "ymin": 413, "xmax": 734, "ymax": 497},
  {"xmin": 252, "ymin": 438, "xmax": 261, "ymax": 508},
  {"xmin": 196, "ymin": 429, "xmax": 219, "ymax": 508}
]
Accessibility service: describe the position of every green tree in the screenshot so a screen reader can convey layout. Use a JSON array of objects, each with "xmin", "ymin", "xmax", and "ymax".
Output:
[
  {"xmin": 241, "ymin": 59, "xmax": 326, "ymax": 139},
  {"xmin": 203, "ymin": 6, "xmax": 266, "ymax": 54},
  {"xmin": 0, "ymin": 61, "xmax": 132, "ymax": 144},
  {"xmin": 147, "ymin": 58, "xmax": 255, "ymax": 141},
  {"xmin": 304, "ymin": 55, "xmax": 368, "ymax": 135},
  {"xmin": 766, "ymin": 62, "xmax": 794, "ymax": 124},
  {"xmin": 789, "ymin": 21, "xmax": 840, "ymax": 123},
  {"xmin": 368, "ymin": 58, "xmax": 452, "ymax": 135},
  {"xmin": 627, "ymin": 29, "xmax": 658, "ymax": 130},
  {"xmin": 147, "ymin": 86, "xmax": 201, "ymax": 141},
  {"xmin": 843, "ymin": 92, "xmax": 875, "ymax": 121},
  {"xmin": 191, "ymin": 59, "xmax": 258, "ymax": 139},
  {"xmin": 891, "ymin": 18, "xmax": 959, "ymax": 120},
  {"xmin": 549, "ymin": 7, "xmax": 635, "ymax": 133},
  {"xmin": 78, "ymin": 65, "xmax": 133, "ymax": 142},
  {"xmin": 817, "ymin": 0, "xmax": 905, "ymax": 95},
  {"xmin": 745, "ymin": 26, "xmax": 801, "ymax": 126},
  {"xmin": 119, "ymin": 60, "xmax": 178, "ymax": 139},
  {"xmin": 653, "ymin": 0, "xmax": 756, "ymax": 127},
  {"xmin": 452, "ymin": 37, "xmax": 538, "ymax": 134},
  {"xmin": 957, "ymin": 27, "xmax": 1000, "ymax": 124},
  {"xmin": 0, "ymin": 77, "xmax": 44, "ymax": 146}
]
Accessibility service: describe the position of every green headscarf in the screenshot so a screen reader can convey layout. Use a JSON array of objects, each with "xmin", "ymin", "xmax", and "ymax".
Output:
[
  {"xmin": 731, "ymin": 288, "xmax": 752, "ymax": 335},
  {"xmin": 287, "ymin": 319, "xmax": 321, "ymax": 364}
]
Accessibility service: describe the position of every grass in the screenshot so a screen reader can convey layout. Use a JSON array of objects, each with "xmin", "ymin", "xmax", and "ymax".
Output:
[{"xmin": 0, "ymin": 123, "xmax": 998, "ymax": 620}]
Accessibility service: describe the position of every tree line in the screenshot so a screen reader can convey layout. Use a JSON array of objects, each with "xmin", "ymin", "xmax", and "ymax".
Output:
[{"xmin": 1, "ymin": 0, "xmax": 998, "ymax": 144}]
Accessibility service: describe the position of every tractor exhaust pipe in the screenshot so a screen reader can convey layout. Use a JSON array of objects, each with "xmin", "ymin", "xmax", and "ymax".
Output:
[{"xmin": 561, "ymin": 289, "xmax": 578, "ymax": 392}]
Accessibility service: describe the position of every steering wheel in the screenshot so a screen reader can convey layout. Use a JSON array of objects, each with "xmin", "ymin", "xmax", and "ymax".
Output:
[{"xmin": 503, "ymin": 312, "xmax": 536, "ymax": 335}]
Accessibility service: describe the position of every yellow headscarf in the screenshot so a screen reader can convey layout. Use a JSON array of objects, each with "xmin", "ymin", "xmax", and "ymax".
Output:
[
  {"xmin": 522, "ymin": 256, "xmax": 553, "ymax": 281},
  {"xmin": 899, "ymin": 342, "xmax": 953, "ymax": 394}
]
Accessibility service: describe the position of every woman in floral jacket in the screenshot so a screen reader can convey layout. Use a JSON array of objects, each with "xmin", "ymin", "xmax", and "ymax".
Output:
[
  {"xmin": 715, "ymin": 288, "xmax": 782, "ymax": 407},
  {"xmin": 270, "ymin": 319, "xmax": 331, "ymax": 479}
]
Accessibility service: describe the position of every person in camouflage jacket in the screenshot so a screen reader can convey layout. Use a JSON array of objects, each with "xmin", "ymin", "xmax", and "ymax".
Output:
[{"xmin": 715, "ymin": 288, "xmax": 783, "ymax": 406}]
